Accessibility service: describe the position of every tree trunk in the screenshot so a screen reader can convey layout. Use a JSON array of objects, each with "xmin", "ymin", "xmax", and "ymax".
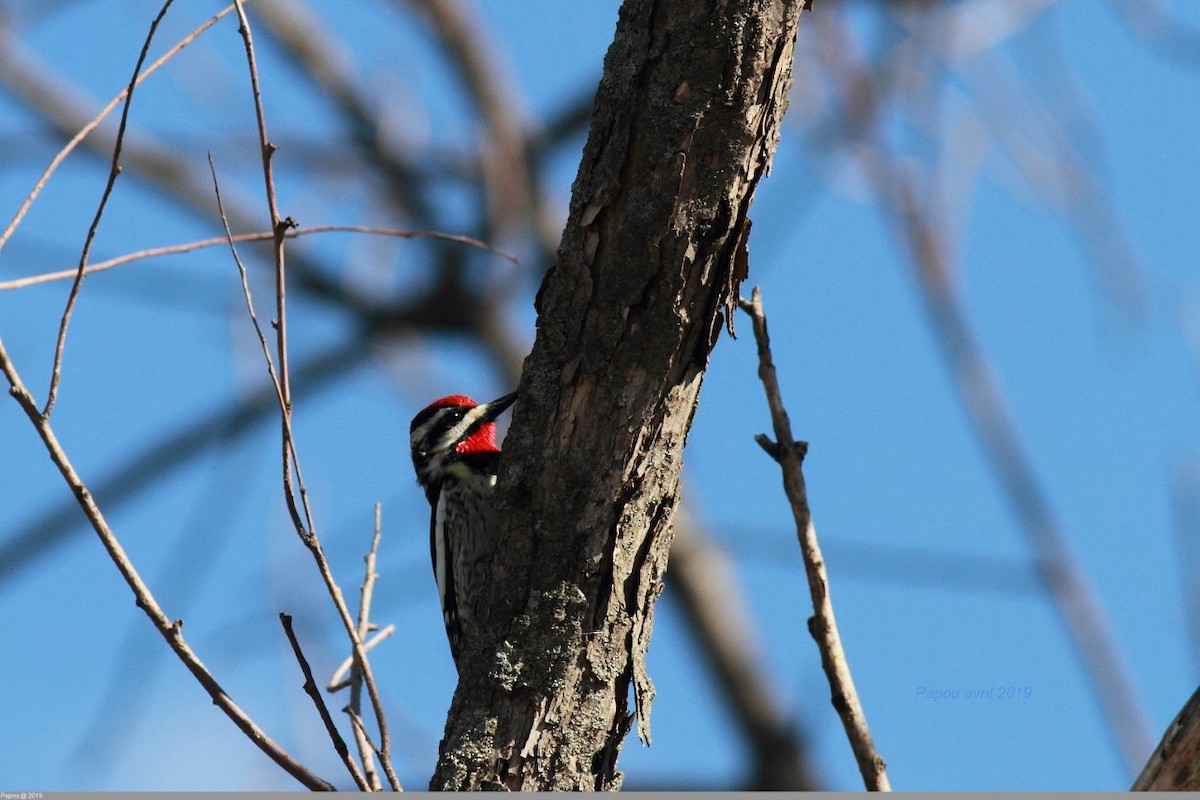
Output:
[{"xmin": 431, "ymin": 0, "xmax": 808, "ymax": 790}]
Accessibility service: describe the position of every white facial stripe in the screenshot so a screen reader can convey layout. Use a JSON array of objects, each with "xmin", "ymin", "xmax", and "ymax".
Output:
[{"xmin": 438, "ymin": 403, "xmax": 495, "ymax": 451}]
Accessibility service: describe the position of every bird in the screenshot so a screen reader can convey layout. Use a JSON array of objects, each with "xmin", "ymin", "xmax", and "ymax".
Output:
[{"xmin": 409, "ymin": 390, "xmax": 518, "ymax": 670}]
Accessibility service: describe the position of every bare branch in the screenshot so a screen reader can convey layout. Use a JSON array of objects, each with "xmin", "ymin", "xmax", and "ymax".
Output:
[
  {"xmin": 0, "ymin": 337, "xmax": 335, "ymax": 792},
  {"xmin": 0, "ymin": 26, "xmax": 381, "ymax": 316},
  {"xmin": 231, "ymin": 0, "xmax": 312, "ymax": 538},
  {"xmin": 0, "ymin": 4, "xmax": 235, "ymax": 256},
  {"xmin": 0, "ymin": 341, "xmax": 367, "ymax": 588},
  {"xmin": 739, "ymin": 287, "xmax": 890, "ymax": 792},
  {"xmin": 344, "ymin": 504, "xmax": 387, "ymax": 791},
  {"xmin": 326, "ymin": 625, "xmax": 397, "ymax": 693},
  {"xmin": 0, "ymin": 225, "xmax": 517, "ymax": 292},
  {"xmin": 229, "ymin": 4, "xmax": 400, "ymax": 789},
  {"xmin": 346, "ymin": 706, "xmax": 385, "ymax": 771},
  {"xmin": 1112, "ymin": 0, "xmax": 1200, "ymax": 68},
  {"xmin": 359, "ymin": 505, "xmax": 384, "ymax": 639},
  {"xmin": 279, "ymin": 612, "xmax": 369, "ymax": 791},
  {"xmin": 44, "ymin": 0, "xmax": 175, "ymax": 418},
  {"xmin": 209, "ymin": 155, "xmax": 287, "ymax": 416}
]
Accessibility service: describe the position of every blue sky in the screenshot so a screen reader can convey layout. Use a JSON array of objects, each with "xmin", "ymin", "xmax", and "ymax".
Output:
[{"xmin": 2, "ymin": 0, "xmax": 1199, "ymax": 791}]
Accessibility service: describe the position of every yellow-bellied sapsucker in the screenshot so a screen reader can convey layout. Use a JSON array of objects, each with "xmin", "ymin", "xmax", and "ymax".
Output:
[{"xmin": 409, "ymin": 391, "xmax": 517, "ymax": 670}]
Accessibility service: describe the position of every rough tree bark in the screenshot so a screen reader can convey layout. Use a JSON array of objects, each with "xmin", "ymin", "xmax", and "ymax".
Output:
[
  {"xmin": 1134, "ymin": 685, "xmax": 1200, "ymax": 791},
  {"xmin": 431, "ymin": 0, "xmax": 809, "ymax": 790}
]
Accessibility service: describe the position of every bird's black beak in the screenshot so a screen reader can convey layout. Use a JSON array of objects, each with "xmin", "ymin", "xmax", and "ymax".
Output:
[
  {"xmin": 459, "ymin": 390, "xmax": 518, "ymax": 443},
  {"xmin": 479, "ymin": 390, "xmax": 518, "ymax": 423}
]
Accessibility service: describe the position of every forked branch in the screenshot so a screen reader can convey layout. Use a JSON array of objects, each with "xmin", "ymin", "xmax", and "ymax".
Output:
[{"xmin": 739, "ymin": 287, "xmax": 890, "ymax": 792}]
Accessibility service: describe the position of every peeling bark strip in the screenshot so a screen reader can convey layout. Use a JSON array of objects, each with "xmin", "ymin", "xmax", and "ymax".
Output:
[{"xmin": 431, "ymin": 0, "xmax": 808, "ymax": 791}]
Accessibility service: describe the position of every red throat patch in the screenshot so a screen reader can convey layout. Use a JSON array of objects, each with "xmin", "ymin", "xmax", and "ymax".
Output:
[{"xmin": 456, "ymin": 422, "xmax": 499, "ymax": 454}]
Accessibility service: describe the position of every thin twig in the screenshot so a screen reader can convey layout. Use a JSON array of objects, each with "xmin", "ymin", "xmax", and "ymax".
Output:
[
  {"xmin": 209, "ymin": 155, "xmax": 286, "ymax": 412},
  {"xmin": 359, "ymin": 505, "xmax": 383, "ymax": 637},
  {"xmin": 43, "ymin": 0, "xmax": 175, "ymax": 418},
  {"xmin": 739, "ymin": 287, "xmax": 891, "ymax": 792},
  {"xmin": 0, "ymin": 4, "xmax": 235, "ymax": 257},
  {"xmin": 0, "ymin": 22, "xmax": 380, "ymax": 318},
  {"xmin": 210, "ymin": 156, "xmax": 314, "ymax": 540},
  {"xmin": 327, "ymin": 625, "xmax": 397, "ymax": 692},
  {"xmin": 346, "ymin": 504, "xmax": 386, "ymax": 790},
  {"xmin": 0, "ymin": 225, "xmax": 517, "ymax": 292},
  {"xmin": 0, "ymin": 336, "xmax": 334, "ymax": 791},
  {"xmin": 230, "ymin": 4, "xmax": 401, "ymax": 789},
  {"xmin": 0, "ymin": 340, "xmax": 368, "ymax": 588},
  {"xmin": 232, "ymin": 0, "xmax": 314, "ymax": 539},
  {"xmin": 346, "ymin": 706, "xmax": 385, "ymax": 765},
  {"xmin": 279, "ymin": 613, "xmax": 369, "ymax": 791}
]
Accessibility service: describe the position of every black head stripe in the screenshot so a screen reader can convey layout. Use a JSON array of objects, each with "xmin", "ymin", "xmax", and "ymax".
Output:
[{"xmin": 410, "ymin": 404, "xmax": 465, "ymax": 434}]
